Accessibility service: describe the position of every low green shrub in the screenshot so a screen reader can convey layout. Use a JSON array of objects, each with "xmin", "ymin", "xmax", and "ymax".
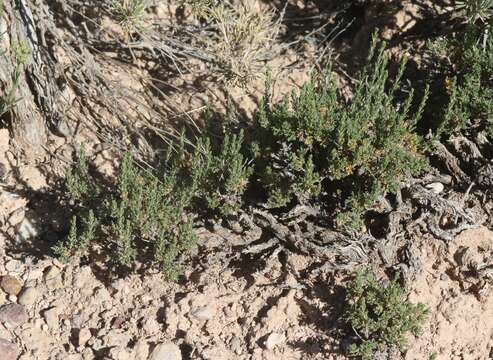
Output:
[
  {"xmin": 251, "ymin": 38, "xmax": 428, "ymax": 228},
  {"xmin": 434, "ymin": 27, "xmax": 493, "ymax": 138},
  {"xmin": 345, "ymin": 270, "xmax": 428, "ymax": 360},
  {"xmin": 191, "ymin": 129, "xmax": 253, "ymax": 215},
  {"xmin": 54, "ymin": 128, "xmax": 251, "ymax": 277}
]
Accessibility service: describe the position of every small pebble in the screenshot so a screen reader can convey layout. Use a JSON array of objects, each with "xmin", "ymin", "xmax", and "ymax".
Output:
[
  {"xmin": 0, "ymin": 303, "xmax": 28, "ymax": 327},
  {"xmin": 1, "ymin": 275, "xmax": 22, "ymax": 295},
  {"xmin": 426, "ymin": 182, "xmax": 444, "ymax": 194},
  {"xmin": 265, "ymin": 332, "xmax": 285, "ymax": 350},
  {"xmin": 190, "ymin": 306, "xmax": 214, "ymax": 321},
  {"xmin": 149, "ymin": 342, "xmax": 182, "ymax": 360},
  {"xmin": 230, "ymin": 336, "xmax": 242, "ymax": 354},
  {"xmin": 43, "ymin": 307, "xmax": 59, "ymax": 329},
  {"xmin": 0, "ymin": 338, "xmax": 19, "ymax": 360},
  {"xmin": 230, "ymin": 222, "xmax": 243, "ymax": 234},
  {"xmin": 77, "ymin": 327, "xmax": 91, "ymax": 347},
  {"xmin": 18, "ymin": 287, "xmax": 38, "ymax": 306},
  {"xmin": 5, "ymin": 260, "xmax": 22, "ymax": 273},
  {"xmin": 44, "ymin": 266, "xmax": 63, "ymax": 290}
]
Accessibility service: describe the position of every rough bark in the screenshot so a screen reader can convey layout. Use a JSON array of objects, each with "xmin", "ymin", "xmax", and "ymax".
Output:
[{"xmin": 0, "ymin": 0, "xmax": 50, "ymax": 156}]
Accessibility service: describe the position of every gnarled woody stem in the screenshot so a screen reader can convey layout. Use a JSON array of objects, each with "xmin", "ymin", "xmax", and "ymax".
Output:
[{"xmin": 0, "ymin": 0, "xmax": 48, "ymax": 156}]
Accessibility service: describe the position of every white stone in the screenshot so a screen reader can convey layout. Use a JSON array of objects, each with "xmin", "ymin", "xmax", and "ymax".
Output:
[
  {"xmin": 190, "ymin": 306, "xmax": 214, "ymax": 321},
  {"xmin": 149, "ymin": 342, "xmax": 182, "ymax": 360},
  {"xmin": 426, "ymin": 182, "xmax": 444, "ymax": 194},
  {"xmin": 265, "ymin": 332, "xmax": 285, "ymax": 350},
  {"xmin": 77, "ymin": 327, "xmax": 91, "ymax": 347},
  {"xmin": 16, "ymin": 217, "xmax": 39, "ymax": 242},
  {"xmin": 43, "ymin": 307, "xmax": 59, "ymax": 329}
]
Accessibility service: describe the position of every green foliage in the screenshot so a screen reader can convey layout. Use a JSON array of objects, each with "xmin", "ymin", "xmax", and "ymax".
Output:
[
  {"xmin": 107, "ymin": 153, "xmax": 197, "ymax": 274},
  {"xmin": 65, "ymin": 146, "xmax": 98, "ymax": 203},
  {"xmin": 54, "ymin": 127, "xmax": 250, "ymax": 276},
  {"xmin": 52, "ymin": 211, "xmax": 98, "ymax": 261},
  {"xmin": 345, "ymin": 270, "xmax": 428, "ymax": 360},
  {"xmin": 111, "ymin": 0, "xmax": 147, "ymax": 31},
  {"xmin": 252, "ymin": 38, "xmax": 427, "ymax": 228},
  {"xmin": 191, "ymin": 129, "xmax": 252, "ymax": 215},
  {"xmin": 435, "ymin": 28, "xmax": 493, "ymax": 138},
  {"xmin": 53, "ymin": 148, "xmax": 100, "ymax": 261}
]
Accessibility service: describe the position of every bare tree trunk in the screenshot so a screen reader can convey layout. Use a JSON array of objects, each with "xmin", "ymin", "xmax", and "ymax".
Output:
[{"xmin": 0, "ymin": 0, "xmax": 49, "ymax": 157}]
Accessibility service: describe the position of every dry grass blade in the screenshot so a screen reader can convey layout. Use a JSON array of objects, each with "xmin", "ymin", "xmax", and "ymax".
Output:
[
  {"xmin": 456, "ymin": 0, "xmax": 493, "ymax": 23},
  {"xmin": 197, "ymin": 0, "xmax": 282, "ymax": 86}
]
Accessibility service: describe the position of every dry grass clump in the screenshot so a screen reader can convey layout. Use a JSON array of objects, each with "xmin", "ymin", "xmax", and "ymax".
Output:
[
  {"xmin": 188, "ymin": 0, "xmax": 282, "ymax": 86},
  {"xmin": 456, "ymin": 0, "xmax": 493, "ymax": 24},
  {"xmin": 111, "ymin": 0, "xmax": 148, "ymax": 32}
]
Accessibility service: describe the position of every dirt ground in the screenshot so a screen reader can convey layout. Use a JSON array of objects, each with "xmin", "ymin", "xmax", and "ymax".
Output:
[
  {"xmin": 406, "ymin": 227, "xmax": 493, "ymax": 360},
  {"xmin": 1, "ymin": 0, "xmax": 493, "ymax": 359},
  {"xmin": 1, "ymin": 165, "xmax": 493, "ymax": 360}
]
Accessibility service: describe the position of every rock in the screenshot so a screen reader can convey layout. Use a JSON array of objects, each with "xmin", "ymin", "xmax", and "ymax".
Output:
[
  {"xmin": 0, "ymin": 129, "xmax": 9, "ymax": 152},
  {"xmin": 102, "ymin": 329, "xmax": 131, "ymax": 348},
  {"xmin": 44, "ymin": 266, "xmax": 63, "ymax": 290},
  {"xmin": 1, "ymin": 192, "xmax": 27, "ymax": 229},
  {"xmin": 18, "ymin": 287, "xmax": 38, "ymax": 306},
  {"xmin": 73, "ymin": 267, "xmax": 92, "ymax": 289},
  {"xmin": 0, "ymin": 304, "xmax": 28, "ymax": 327},
  {"xmin": 0, "ymin": 292, "xmax": 7, "ymax": 306},
  {"xmin": 0, "ymin": 338, "xmax": 19, "ymax": 360},
  {"xmin": 16, "ymin": 217, "xmax": 39, "ymax": 242},
  {"xmin": 81, "ymin": 348, "xmax": 94, "ymax": 360},
  {"xmin": 230, "ymin": 336, "xmax": 242, "ymax": 355},
  {"xmin": 5, "ymin": 260, "xmax": 23, "ymax": 274},
  {"xmin": 43, "ymin": 307, "xmax": 59, "ymax": 329},
  {"xmin": 110, "ymin": 279, "xmax": 129, "ymax": 295},
  {"xmin": 133, "ymin": 340, "xmax": 149, "ymax": 360},
  {"xmin": 265, "ymin": 332, "xmax": 285, "ymax": 350},
  {"xmin": 425, "ymin": 182, "xmax": 444, "ymax": 194},
  {"xmin": 71, "ymin": 312, "xmax": 87, "ymax": 329},
  {"xmin": 149, "ymin": 342, "xmax": 182, "ymax": 360},
  {"xmin": 7, "ymin": 208, "xmax": 25, "ymax": 229},
  {"xmin": 201, "ymin": 346, "xmax": 233, "ymax": 360},
  {"xmin": 141, "ymin": 318, "xmax": 160, "ymax": 335},
  {"xmin": 1, "ymin": 276, "xmax": 22, "ymax": 296},
  {"xmin": 112, "ymin": 316, "xmax": 125, "ymax": 329},
  {"xmin": 26, "ymin": 268, "xmax": 44, "ymax": 281},
  {"xmin": 94, "ymin": 287, "xmax": 111, "ymax": 302},
  {"xmin": 77, "ymin": 327, "xmax": 91, "ymax": 347},
  {"xmin": 19, "ymin": 166, "xmax": 47, "ymax": 191},
  {"xmin": 190, "ymin": 306, "xmax": 214, "ymax": 321},
  {"xmin": 65, "ymin": 355, "xmax": 83, "ymax": 360},
  {"xmin": 20, "ymin": 325, "xmax": 52, "ymax": 353},
  {"xmin": 108, "ymin": 347, "xmax": 132, "ymax": 360},
  {"xmin": 230, "ymin": 222, "xmax": 243, "ymax": 234}
]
